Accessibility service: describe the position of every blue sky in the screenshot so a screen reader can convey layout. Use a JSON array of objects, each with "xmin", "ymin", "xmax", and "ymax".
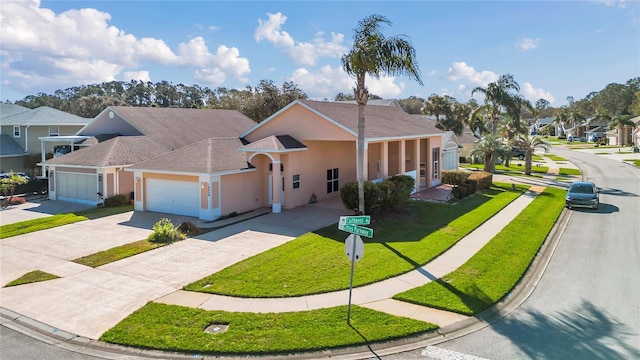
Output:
[{"xmin": 1, "ymin": 0, "xmax": 638, "ymax": 107}]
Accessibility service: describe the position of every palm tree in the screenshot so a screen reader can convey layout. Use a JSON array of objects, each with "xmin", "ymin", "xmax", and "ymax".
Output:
[
  {"xmin": 552, "ymin": 109, "xmax": 569, "ymax": 137},
  {"xmin": 342, "ymin": 14, "xmax": 422, "ymax": 215},
  {"xmin": 471, "ymin": 74, "xmax": 520, "ymax": 136},
  {"xmin": 565, "ymin": 108, "xmax": 586, "ymax": 138},
  {"xmin": 514, "ymin": 134, "xmax": 550, "ymax": 175},
  {"xmin": 608, "ymin": 115, "xmax": 635, "ymax": 145},
  {"xmin": 470, "ymin": 135, "xmax": 509, "ymax": 173},
  {"xmin": 587, "ymin": 111, "xmax": 611, "ymax": 143},
  {"xmin": 421, "ymin": 94, "xmax": 451, "ymax": 123}
]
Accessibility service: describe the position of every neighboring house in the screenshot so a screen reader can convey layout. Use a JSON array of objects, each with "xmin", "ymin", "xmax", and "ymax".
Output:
[
  {"xmin": 441, "ymin": 131, "xmax": 463, "ymax": 170},
  {"xmin": 0, "ymin": 104, "xmax": 91, "ymax": 175},
  {"xmin": 532, "ymin": 117, "xmax": 557, "ymax": 136},
  {"xmin": 44, "ymin": 101, "xmax": 446, "ymax": 221},
  {"xmin": 607, "ymin": 116, "xmax": 640, "ymax": 146}
]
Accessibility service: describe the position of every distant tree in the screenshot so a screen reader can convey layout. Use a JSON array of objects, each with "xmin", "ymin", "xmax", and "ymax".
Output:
[
  {"xmin": 397, "ymin": 96, "xmax": 424, "ymax": 114},
  {"xmin": 341, "ymin": 14, "xmax": 422, "ymax": 215},
  {"xmin": 421, "ymin": 94, "xmax": 452, "ymax": 122},
  {"xmin": 535, "ymin": 98, "xmax": 550, "ymax": 111},
  {"xmin": 628, "ymin": 90, "xmax": 640, "ymax": 116},
  {"xmin": 334, "ymin": 92, "xmax": 355, "ymax": 101}
]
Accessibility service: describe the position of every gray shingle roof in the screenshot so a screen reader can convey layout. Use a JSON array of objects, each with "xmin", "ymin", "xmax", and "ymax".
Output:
[
  {"xmin": 241, "ymin": 135, "xmax": 306, "ymax": 152},
  {"xmin": 0, "ymin": 104, "xmax": 30, "ymax": 118},
  {"xmin": 128, "ymin": 137, "xmax": 250, "ymax": 174},
  {"xmin": 0, "ymin": 134, "xmax": 25, "ymax": 156},
  {"xmin": 1, "ymin": 106, "xmax": 91, "ymax": 126},
  {"xmin": 298, "ymin": 100, "xmax": 444, "ymax": 139},
  {"xmin": 107, "ymin": 106, "xmax": 256, "ymax": 149},
  {"xmin": 43, "ymin": 136, "xmax": 170, "ymax": 167}
]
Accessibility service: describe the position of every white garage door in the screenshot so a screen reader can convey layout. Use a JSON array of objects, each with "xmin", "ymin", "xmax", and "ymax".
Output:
[
  {"xmin": 57, "ymin": 172, "xmax": 98, "ymax": 205},
  {"xmin": 443, "ymin": 150, "xmax": 458, "ymax": 170},
  {"xmin": 145, "ymin": 178, "xmax": 199, "ymax": 217}
]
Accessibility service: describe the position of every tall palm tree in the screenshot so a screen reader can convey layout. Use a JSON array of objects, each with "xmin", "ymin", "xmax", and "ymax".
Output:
[
  {"xmin": 587, "ymin": 111, "xmax": 611, "ymax": 142},
  {"xmin": 342, "ymin": 14, "xmax": 422, "ymax": 215},
  {"xmin": 470, "ymin": 134, "xmax": 509, "ymax": 173},
  {"xmin": 608, "ymin": 115, "xmax": 634, "ymax": 145},
  {"xmin": 552, "ymin": 109, "xmax": 569, "ymax": 137},
  {"xmin": 566, "ymin": 108, "xmax": 586, "ymax": 137},
  {"xmin": 421, "ymin": 94, "xmax": 451, "ymax": 123},
  {"xmin": 514, "ymin": 134, "xmax": 550, "ymax": 175},
  {"xmin": 471, "ymin": 74, "xmax": 520, "ymax": 136}
]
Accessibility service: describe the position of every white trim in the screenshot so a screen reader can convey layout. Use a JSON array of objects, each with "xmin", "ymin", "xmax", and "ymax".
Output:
[
  {"xmin": 13, "ymin": 126, "xmax": 20, "ymax": 138},
  {"xmin": 239, "ymin": 147, "xmax": 307, "ymax": 154}
]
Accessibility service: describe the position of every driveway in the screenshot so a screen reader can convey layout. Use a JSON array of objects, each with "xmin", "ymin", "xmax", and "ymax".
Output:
[{"xmin": 0, "ymin": 201, "xmax": 349, "ymax": 339}]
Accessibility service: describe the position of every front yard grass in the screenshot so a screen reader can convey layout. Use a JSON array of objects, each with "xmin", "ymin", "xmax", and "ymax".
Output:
[
  {"xmin": 624, "ymin": 159, "xmax": 640, "ymax": 167},
  {"xmin": 545, "ymin": 154, "xmax": 565, "ymax": 161},
  {"xmin": 0, "ymin": 205, "xmax": 133, "ymax": 239},
  {"xmin": 393, "ymin": 186, "xmax": 565, "ymax": 315},
  {"xmin": 185, "ymin": 184, "xmax": 526, "ymax": 297},
  {"xmin": 100, "ymin": 303, "xmax": 437, "ymax": 355},
  {"xmin": 4, "ymin": 270, "xmax": 60, "ymax": 287},
  {"xmin": 73, "ymin": 240, "xmax": 165, "ymax": 268},
  {"xmin": 462, "ymin": 164, "xmax": 549, "ymax": 174},
  {"xmin": 558, "ymin": 168, "xmax": 581, "ymax": 176}
]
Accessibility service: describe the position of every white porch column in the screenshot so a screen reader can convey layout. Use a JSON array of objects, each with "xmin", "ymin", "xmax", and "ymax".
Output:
[
  {"xmin": 40, "ymin": 140, "xmax": 46, "ymax": 177},
  {"xmin": 272, "ymin": 158, "xmax": 282, "ymax": 213}
]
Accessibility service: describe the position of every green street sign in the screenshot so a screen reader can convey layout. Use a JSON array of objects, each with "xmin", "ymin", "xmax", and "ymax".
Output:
[
  {"xmin": 340, "ymin": 215, "xmax": 371, "ymax": 226},
  {"xmin": 340, "ymin": 223, "xmax": 374, "ymax": 238}
]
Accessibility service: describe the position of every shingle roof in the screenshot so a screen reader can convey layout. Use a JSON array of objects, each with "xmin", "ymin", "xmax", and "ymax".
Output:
[
  {"xmin": 43, "ymin": 136, "xmax": 170, "ymax": 167},
  {"xmin": 1, "ymin": 106, "xmax": 91, "ymax": 126},
  {"xmin": 107, "ymin": 106, "xmax": 256, "ymax": 149},
  {"xmin": 241, "ymin": 135, "xmax": 306, "ymax": 152},
  {"xmin": 0, "ymin": 134, "xmax": 25, "ymax": 157},
  {"xmin": 298, "ymin": 100, "xmax": 444, "ymax": 139},
  {"xmin": 128, "ymin": 137, "xmax": 250, "ymax": 174},
  {"xmin": 0, "ymin": 104, "xmax": 30, "ymax": 118}
]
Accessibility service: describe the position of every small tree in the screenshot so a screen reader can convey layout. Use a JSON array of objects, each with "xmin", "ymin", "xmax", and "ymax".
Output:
[
  {"xmin": 470, "ymin": 135, "xmax": 509, "ymax": 173},
  {"xmin": 1, "ymin": 171, "xmax": 29, "ymax": 209},
  {"xmin": 514, "ymin": 134, "xmax": 550, "ymax": 175}
]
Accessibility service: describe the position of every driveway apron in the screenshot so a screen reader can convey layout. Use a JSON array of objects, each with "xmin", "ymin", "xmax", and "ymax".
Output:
[{"xmin": 0, "ymin": 204, "xmax": 349, "ymax": 339}]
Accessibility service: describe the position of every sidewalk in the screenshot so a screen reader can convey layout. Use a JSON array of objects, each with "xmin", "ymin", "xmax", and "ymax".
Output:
[{"xmin": 155, "ymin": 185, "xmax": 546, "ymax": 328}]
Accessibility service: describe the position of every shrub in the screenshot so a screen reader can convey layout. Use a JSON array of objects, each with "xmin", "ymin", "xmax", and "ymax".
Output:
[
  {"xmin": 4, "ymin": 196, "xmax": 26, "ymax": 205},
  {"xmin": 177, "ymin": 222, "xmax": 203, "ymax": 237},
  {"xmin": 452, "ymin": 185, "xmax": 468, "ymax": 199},
  {"xmin": 442, "ymin": 170, "xmax": 471, "ymax": 185},
  {"xmin": 340, "ymin": 176, "xmax": 413, "ymax": 216},
  {"xmin": 386, "ymin": 175, "xmax": 415, "ymax": 205},
  {"xmin": 147, "ymin": 218, "xmax": 185, "ymax": 243},
  {"xmin": 464, "ymin": 180, "xmax": 477, "ymax": 194},
  {"xmin": 104, "ymin": 194, "xmax": 129, "ymax": 207},
  {"xmin": 468, "ymin": 171, "xmax": 493, "ymax": 191}
]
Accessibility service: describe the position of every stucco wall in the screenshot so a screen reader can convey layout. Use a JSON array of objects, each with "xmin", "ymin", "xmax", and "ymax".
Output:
[
  {"xmin": 245, "ymin": 104, "xmax": 354, "ymax": 142},
  {"xmin": 220, "ymin": 170, "xmax": 263, "ymax": 215}
]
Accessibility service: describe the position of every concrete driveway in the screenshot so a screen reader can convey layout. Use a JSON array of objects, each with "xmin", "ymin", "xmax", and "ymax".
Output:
[{"xmin": 0, "ymin": 201, "xmax": 349, "ymax": 339}]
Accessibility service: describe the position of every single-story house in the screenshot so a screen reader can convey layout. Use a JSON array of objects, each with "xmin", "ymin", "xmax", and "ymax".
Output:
[
  {"xmin": 0, "ymin": 104, "xmax": 92, "ymax": 176},
  {"xmin": 43, "ymin": 100, "xmax": 447, "ymax": 220}
]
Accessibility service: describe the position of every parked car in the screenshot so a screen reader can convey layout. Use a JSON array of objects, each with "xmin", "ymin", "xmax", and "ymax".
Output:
[
  {"xmin": 568, "ymin": 135, "xmax": 586, "ymax": 142},
  {"xmin": 565, "ymin": 181, "xmax": 599, "ymax": 210},
  {"xmin": 511, "ymin": 147, "xmax": 526, "ymax": 160}
]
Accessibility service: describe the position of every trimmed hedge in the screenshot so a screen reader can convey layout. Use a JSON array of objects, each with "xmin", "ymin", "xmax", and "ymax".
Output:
[
  {"xmin": 442, "ymin": 170, "xmax": 471, "ymax": 185},
  {"xmin": 104, "ymin": 194, "xmax": 129, "ymax": 207},
  {"xmin": 340, "ymin": 175, "xmax": 414, "ymax": 215},
  {"xmin": 468, "ymin": 171, "xmax": 493, "ymax": 191}
]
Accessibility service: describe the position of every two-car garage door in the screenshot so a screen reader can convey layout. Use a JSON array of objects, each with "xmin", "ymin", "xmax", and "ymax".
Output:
[{"xmin": 145, "ymin": 178, "xmax": 200, "ymax": 217}]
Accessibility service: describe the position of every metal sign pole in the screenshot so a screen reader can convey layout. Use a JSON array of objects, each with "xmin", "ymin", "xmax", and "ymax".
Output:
[{"xmin": 346, "ymin": 237, "xmax": 357, "ymax": 325}]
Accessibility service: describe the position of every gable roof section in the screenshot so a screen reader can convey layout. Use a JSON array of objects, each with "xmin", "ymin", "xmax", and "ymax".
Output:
[
  {"xmin": 1, "ymin": 106, "xmax": 91, "ymax": 126},
  {"xmin": 43, "ymin": 136, "xmax": 170, "ymax": 167},
  {"xmin": 128, "ymin": 137, "xmax": 250, "ymax": 174},
  {"xmin": 0, "ymin": 134, "xmax": 25, "ymax": 157},
  {"xmin": 245, "ymin": 100, "xmax": 444, "ymax": 141},
  {"xmin": 240, "ymin": 135, "xmax": 306, "ymax": 152}
]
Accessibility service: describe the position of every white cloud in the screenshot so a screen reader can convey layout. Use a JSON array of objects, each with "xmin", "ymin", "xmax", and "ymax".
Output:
[
  {"xmin": 0, "ymin": 1, "xmax": 250, "ymax": 92},
  {"xmin": 521, "ymin": 82, "xmax": 555, "ymax": 103},
  {"xmin": 123, "ymin": 71, "xmax": 151, "ymax": 83},
  {"xmin": 427, "ymin": 69, "xmax": 437, "ymax": 76},
  {"xmin": 254, "ymin": 12, "xmax": 346, "ymax": 66},
  {"xmin": 516, "ymin": 37, "xmax": 541, "ymax": 51},
  {"xmin": 288, "ymin": 65, "xmax": 405, "ymax": 99},
  {"xmin": 444, "ymin": 62, "xmax": 499, "ymax": 86}
]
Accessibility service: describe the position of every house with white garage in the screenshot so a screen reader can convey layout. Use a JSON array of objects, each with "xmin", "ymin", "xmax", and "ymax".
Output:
[{"xmin": 43, "ymin": 100, "xmax": 446, "ymax": 220}]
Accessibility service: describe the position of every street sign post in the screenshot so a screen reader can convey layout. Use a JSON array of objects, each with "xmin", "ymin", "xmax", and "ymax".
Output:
[{"xmin": 339, "ymin": 216, "xmax": 373, "ymax": 324}]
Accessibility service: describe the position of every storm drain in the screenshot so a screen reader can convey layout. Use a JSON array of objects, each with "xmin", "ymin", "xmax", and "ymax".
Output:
[{"xmin": 204, "ymin": 324, "xmax": 229, "ymax": 334}]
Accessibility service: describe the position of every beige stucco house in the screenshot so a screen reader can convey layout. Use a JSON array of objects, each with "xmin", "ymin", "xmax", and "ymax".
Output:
[
  {"xmin": 43, "ymin": 100, "xmax": 446, "ymax": 220},
  {"xmin": 0, "ymin": 104, "xmax": 91, "ymax": 175}
]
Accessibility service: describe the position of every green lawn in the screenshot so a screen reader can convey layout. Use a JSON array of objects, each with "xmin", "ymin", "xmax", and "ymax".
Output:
[
  {"xmin": 624, "ymin": 159, "xmax": 640, "ymax": 167},
  {"xmin": 545, "ymin": 154, "xmax": 566, "ymax": 161},
  {"xmin": 73, "ymin": 240, "xmax": 166, "ymax": 267},
  {"xmin": 462, "ymin": 164, "xmax": 549, "ymax": 174},
  {"xmin": 185, "ymin": 184, "xmax": 526, "ymax": 297},
  {"xmin": 393, "ymin": 187, "xmax": 565, "ymax": 315},
  {"xmin": 100, "ymin": 303, "xmax": 436, "ymax": 355},
  {"xmin": 4, "ymin": 270, "xmax": 60, "ymax": 287},
  {"xmin": 558, "ymin": 168, "xmax": 581, "ymax": 176},
  {"xmin": 0, "ymin": 205, "xmax": 133, "ymax": 239}
]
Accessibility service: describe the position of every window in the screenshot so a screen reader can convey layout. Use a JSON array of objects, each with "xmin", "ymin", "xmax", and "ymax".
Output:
[
  {"xmin": 293, "ymin": 174, "xmax": 300, "ymax": 189},
  {"xmin": 13, "ymin": 126, "xmax": 20, "ymax": 138},
  {"xmin": 49, "ymin": 126, "xmax": 59, "ymax": 136},
  {"xmin": 432, "ymin": 147, "xmax": 440, "ymax": 179},
  {"xmin": 326, "ymin": 168, "xmax": 339, "ymax": 193}
]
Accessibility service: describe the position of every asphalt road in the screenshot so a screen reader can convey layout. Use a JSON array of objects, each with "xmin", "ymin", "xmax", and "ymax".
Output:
[{"xmin": 386, "ymin": 147, "xmax": 640, "ymax": 359}]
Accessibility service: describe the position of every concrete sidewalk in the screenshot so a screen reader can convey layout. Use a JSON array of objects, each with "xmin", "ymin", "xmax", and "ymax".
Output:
[{"xmin": 156, "ymin": 185, "xmax": 546, "ymax": 328}]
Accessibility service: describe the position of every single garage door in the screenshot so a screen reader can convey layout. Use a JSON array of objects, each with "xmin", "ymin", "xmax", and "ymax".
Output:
[
  {"xmin": 145, "ymin": 178, "xmax": 199, "ymax": 217},
  {"xmin": 57, "ymin": 172, "xmax": 98, "ymax": 205},
  {"xmin": 442, "ymin": 150, "xmax": 458, "ymax": 170}
]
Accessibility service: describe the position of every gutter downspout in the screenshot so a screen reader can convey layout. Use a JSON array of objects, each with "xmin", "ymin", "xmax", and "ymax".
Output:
[{"xmin": 24, "ymin": 125, "xmax": 30, "ymax": 153}]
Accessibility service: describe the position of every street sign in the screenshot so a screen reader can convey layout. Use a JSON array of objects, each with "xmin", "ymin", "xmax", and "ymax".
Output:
[
  {"xmin": 339, "ymin": 215, "xmax": 371, "ymax": 226},
  {"xmin": 344, "ymin": 234, "xmax": 364, "ymax": 262},
  {"xmin": 339, "ymin": 223, "xmax": 374, "ymax": 238}
]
